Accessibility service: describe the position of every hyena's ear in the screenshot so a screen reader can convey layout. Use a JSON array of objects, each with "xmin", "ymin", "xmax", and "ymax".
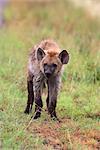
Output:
[
  {"xmin": 59, "ymin": 50, "xmax": 69, "ymax": 64},
  {"xmin": 37, "ymin": 48, "xmax": 45, "ymax": 61}
]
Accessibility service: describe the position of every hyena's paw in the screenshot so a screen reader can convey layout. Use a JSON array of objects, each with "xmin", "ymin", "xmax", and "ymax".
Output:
[
  {"xmin": 33, "ymin": 111, "xmax": 41, "ymax": 119},
  {"xmin": 50, "ymin": 111, "xmax": 60, "ymax": 121},
  {"xmin": 24, "ymin": 104, "xmax": 32, "ymax": 114},
  {"xmin": 51, "ymin": 116, "xmax": 60, "ymax": 122}
]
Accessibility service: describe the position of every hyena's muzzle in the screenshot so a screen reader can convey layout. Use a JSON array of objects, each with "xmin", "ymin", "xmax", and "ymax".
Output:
[{"xmin": 44, "ymin": 63, "xmax": 57, "ymax": 78}]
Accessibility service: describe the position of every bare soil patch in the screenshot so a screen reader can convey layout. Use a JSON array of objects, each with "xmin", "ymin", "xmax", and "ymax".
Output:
[{"xmin": 27, "ymin": 118, "xmax": 100, "ymax": 149}]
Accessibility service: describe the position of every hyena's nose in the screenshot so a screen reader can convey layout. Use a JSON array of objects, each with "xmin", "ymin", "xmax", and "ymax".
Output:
[{"xmin": 45, "ymin": 71, "xmax": 52, "ymax": 78}]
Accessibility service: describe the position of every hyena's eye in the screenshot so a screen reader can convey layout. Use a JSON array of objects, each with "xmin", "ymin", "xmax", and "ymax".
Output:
[
  {"xmin": 52, "ymin": 63, "xmax": 57, "ymax": 68},
  {"xmin": 44, "ymin": 63, "xmax": 48, "ymax": 67},
  {"xmin": 50, "ymin": 63, "xmax": 57, "ymax": 72},
  {"xmin": 44, "ymin": 63, "xmax": 47, "ymax": 66}
]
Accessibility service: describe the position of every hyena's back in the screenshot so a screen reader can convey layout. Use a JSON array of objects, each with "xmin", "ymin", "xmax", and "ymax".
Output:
[{"xmin": 35, "ymin": 39, "xmax": 60, "ymax": 53}]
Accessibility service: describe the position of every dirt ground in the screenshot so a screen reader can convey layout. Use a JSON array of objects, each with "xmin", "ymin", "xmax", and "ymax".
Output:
[{"xmin": 27, "ymin": 117, "xmax": 100, "ymax": 150}]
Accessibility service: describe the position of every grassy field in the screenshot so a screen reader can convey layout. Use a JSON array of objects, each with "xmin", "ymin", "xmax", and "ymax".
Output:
[{"xmin": 0, "ymin": 0, "xmax": 100, "ymax": 149}]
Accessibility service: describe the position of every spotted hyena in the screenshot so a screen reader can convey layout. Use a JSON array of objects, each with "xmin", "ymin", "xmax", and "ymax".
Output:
[{"xmin": 24, "ymin": 39, "xmax": 69, "ymax": 119}]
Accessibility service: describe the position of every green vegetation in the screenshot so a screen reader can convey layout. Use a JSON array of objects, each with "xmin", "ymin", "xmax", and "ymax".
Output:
[{"xmin": 0, "ymin": 1, "xmax": 100, "ymax": 149}]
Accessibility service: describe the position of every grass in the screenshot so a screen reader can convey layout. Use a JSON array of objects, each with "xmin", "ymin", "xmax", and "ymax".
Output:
[{"xmin": 0, "ymin": 0, "xmax": 100, "ymax": 149}]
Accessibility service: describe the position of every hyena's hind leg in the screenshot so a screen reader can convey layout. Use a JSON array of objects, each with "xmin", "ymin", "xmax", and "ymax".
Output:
[
  {"xmin": 46, "ymin": 95, "xmax": 49, "ymax": 110},
  {"xmin": 46, "ymin": 82, "xmax": 49, "ymax": 111},
  {"xmin": 24, "ymin": 73, "xmax": 34, "ymax": 114}
]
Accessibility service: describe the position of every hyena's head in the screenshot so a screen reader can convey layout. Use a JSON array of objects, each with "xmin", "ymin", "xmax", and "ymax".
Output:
[{"xmin": 37, "ymin": 48, "xmax": 69, "ymax": 78}]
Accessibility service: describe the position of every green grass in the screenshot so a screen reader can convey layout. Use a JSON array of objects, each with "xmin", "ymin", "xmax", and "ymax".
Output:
[{"xmin": 0, "ymin": 0, "xmax": 100, "ymax": 149}]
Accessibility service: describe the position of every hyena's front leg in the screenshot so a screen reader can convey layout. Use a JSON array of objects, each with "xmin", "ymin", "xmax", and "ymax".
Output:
[
  {"xmin": 33, "ymin": 93, "xmax": 43, "ymax": 119},
  {"xmin": 48, "ymin": 76, "xmax": 60, "ymax": 119},
  {"xmin": 24, "ymin": 73, "xmax": 34, "ymax": 114},
  {"xmin": 33, "ymin": 75, "xmax": 44, "ymax": 119}
]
